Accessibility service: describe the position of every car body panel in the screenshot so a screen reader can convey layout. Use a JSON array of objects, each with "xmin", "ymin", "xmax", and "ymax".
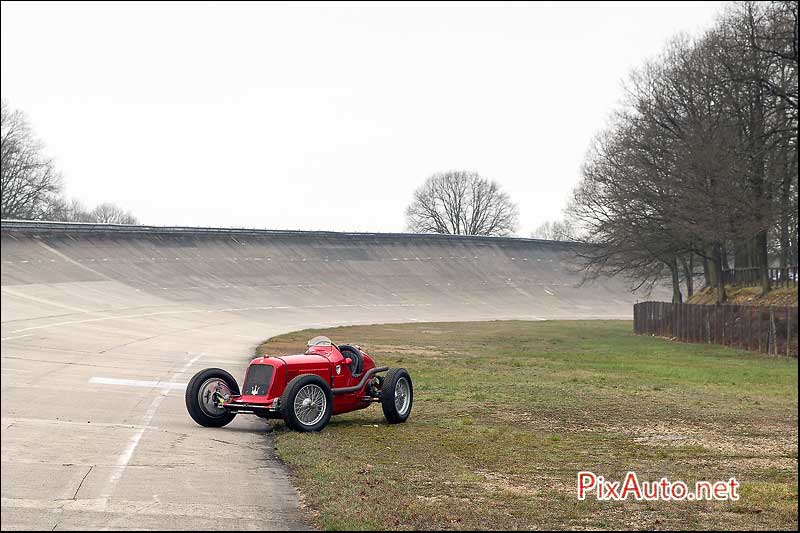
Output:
[{"xmin": 225, "ymin": 343, "xmax": 379, "ymax": 415}]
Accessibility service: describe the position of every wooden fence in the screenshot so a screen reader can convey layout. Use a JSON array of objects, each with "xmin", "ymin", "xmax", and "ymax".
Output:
[
  {"xmin": 722, "ymin": 266, "xmax": 798, "ymax": 288},
  {"xmin": 634, "ymin": 301, "xmax": 798, "ymax": 357}
]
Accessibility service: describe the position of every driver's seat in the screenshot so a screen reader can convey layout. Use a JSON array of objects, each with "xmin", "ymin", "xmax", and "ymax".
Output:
[{"xmin": 338, "ymin": 344, "xmax": 364, "ymax": 377}]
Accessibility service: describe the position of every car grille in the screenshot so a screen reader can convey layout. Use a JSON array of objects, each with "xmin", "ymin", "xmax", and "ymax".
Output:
[{"xmin": 242, "ymin": 365, "xmax": 274, "ymax": 396}]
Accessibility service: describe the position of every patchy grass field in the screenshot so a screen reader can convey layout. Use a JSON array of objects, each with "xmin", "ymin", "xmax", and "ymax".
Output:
[{"xmin": 256, "ymin": 321, "xmax": 798, "ymax": 531}]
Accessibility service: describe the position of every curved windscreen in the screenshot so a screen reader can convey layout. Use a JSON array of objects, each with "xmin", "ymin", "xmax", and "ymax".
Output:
[{"xmin": 307, "ymin": 335, "xmax": 332, "ymax": 347}]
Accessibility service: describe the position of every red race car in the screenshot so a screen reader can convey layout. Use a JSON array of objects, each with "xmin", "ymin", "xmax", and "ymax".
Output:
[{"xmin": 185, "ymin": 336, "xmax": 413, "ymax": 432}]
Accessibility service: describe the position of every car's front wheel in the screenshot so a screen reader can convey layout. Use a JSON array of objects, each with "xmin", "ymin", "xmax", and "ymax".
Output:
[
  {"xmin": 381, "ymin": 368, "xmax": 413, "ymax": 423},
  {"xmin": 185, "ymin": 368, "xmax": 239, "ymax": 428},
  {"xmin": 280, "ymin": 374, "xmax": 333, "ymax": 432}
]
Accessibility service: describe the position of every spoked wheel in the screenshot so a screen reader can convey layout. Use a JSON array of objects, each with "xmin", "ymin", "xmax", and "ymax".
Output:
[
  {"xmin": 381, "ymin": 368, "xmax": 413, "ymax": 424},
  {"xmin": 280, "ymin": 375, "xmax": 333, "ymax": 432},
  {"xmin": 294, "ymin": 384, "xmax": 328, "ymax": 426},
  {"xmin": 185, "ymin": 368, "xmax": 239, "ymax": 427}
]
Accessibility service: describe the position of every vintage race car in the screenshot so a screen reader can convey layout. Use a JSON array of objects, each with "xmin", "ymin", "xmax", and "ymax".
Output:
[{"xmin": 185, "ymin": 336, "xmax": 413, "ymax": 432}]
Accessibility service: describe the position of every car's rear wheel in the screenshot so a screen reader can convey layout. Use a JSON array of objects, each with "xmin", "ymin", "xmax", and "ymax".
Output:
[
  {"xmin": 381, "ymin": 368, "xmax": 413, "ymax": 424},
  {"xmin": 185, "ymin": 368, "xmax": 239, "ymax": 427},
  {"xmin": 280, "ymin": 375, "xmax": 333, "ymax": 432}
]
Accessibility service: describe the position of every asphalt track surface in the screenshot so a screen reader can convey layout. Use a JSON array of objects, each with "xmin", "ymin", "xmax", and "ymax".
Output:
[{"xmin": 1, "ymin": 221, "xmax": 658, "ymax": 530}]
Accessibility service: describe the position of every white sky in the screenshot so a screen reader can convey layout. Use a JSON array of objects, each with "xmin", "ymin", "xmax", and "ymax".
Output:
[{"xmin": 1, "ymin": 1, "xmax": 727, "ymax": 234}]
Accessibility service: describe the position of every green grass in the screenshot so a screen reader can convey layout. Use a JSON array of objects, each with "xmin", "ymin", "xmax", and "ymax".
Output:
[{"xmin": 257, "ymin": 320, "xmax": 798, "ymax": 530}]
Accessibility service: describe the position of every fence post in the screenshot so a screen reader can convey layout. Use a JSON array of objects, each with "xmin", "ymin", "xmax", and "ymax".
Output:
[
  {"xmin": 652, "ymin": 302, "xmax": 655, "ymax": 335},
  {"xmin": 641, "ymin": 303, "xmax": 644, "ymax": 333},
  {"xmin": 727, "ymin": 305, "xmax": 732, "ymax": 347},
  {"xmin": 738, "ymin": 305, "xmax": 743, "ymax": 349},
  {"xmin": 697, "ymin": 305, "xmax": 700, "ymax": 343},
  {"xmin": 658, "ymin": 302, "xmax": 662, "ymax": 337},
  {"xmin": 639, "ymin": 302, "xmax": 650, "ymax": 334},
  {"xmin": 714, "ymin": 305, "xmax": 718, "ymax": 344},
  {"xmin": 787, "ymin": 307, "xmax": 791, "ymax": 358},
  {"xmin": 682, "ymin": 302, "xmax": 686, "ymax": 342},
  {"xmin": 681, "ymin": 302, "xmax": 686, "ymax": 342},
  {"xmin": 743, "ymin": 305, "xmax": 748, "ymax": 349},
  {"xmin": 665, "ymin": 302, "xmax": 669, "ymax": 337},
  {"xmin": 716, "ymin": 305, "xmax": 720, "ymax": 344},
  {"xmin": 723, "ymin": 305, "xmax": 727, "ymax": 346},
  {"xmin": 769, "ymin": 308, "xmax": 777, "ymax": 356},
  {"xmin": 694, "ymin": 305, "xmax": 704, "ymax": 343},
  {"xmin": 673, "ymin": 302, "xmax": 677, "ymax": 339},
  {"xmin": 641, "ymin": 302, "xmax": 645, "ymax": 334}
]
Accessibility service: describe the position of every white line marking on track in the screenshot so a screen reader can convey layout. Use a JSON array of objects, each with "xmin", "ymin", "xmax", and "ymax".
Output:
[
  {"xmin": 99, "ymin": 353, "xmax": 202, "ymax": 511},
  {"xmin": 1, "ymin": 287, "xmax": 92, "ymax": 314},
  {"xmin": 89, "ymin": 377, "xmax": 187, "ymax": 391},
  {"xmin": 0, "ymin": 333, "xmax": 33, "ymax": 341},
  {"xmin": 36, "ymin": 241, "xmax": 115, "ymax": 281},
  {"xmin": 2, "ymin": 417, "xmax": 158, "ymax": 431}
]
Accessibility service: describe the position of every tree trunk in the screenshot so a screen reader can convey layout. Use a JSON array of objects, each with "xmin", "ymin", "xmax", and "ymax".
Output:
[
  {"xmin": 713, "ymin": 242, "xmax": 726, "ymax": 305},
  {"xmin": 734, "ymin": 241, "xmax": 751, "ymax": 270},
  {"xmin": 745, "ymin": 40, "xmax": 769, "ymax": 297},
  {"xmin": 779, "ymin": 147, "xmax": 790, "ymax": 284},
  {"xmin": 670, "ymin": 258, "xmax": 683, "ymax": 304},
  {"xmin": 756, "ymin": 230, "xmax": 771, "ymax": 296},
  {"xmin": 721, "ymin": 242, "xmax": 731, "ymax": 272},
  {"xmin": 680, "ymin": 254, "xmax": 694, "ymax": 298}
]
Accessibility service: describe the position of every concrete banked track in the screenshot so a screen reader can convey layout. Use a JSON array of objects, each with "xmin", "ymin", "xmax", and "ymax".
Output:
[{"xmin": 1, "ymin": 221, "xmax": 642, "ymax": 530}]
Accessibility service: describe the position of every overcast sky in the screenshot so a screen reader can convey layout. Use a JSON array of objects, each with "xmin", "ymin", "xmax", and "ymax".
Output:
[{"xmin": 1, "ymin": 1, "xmax": 728, "ymax": 234}]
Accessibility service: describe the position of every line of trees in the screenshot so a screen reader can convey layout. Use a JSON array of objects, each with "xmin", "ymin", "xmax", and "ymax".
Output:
[
  {"xmin": 569, "ymin": 1, "xmax": 797, "ymax": 304},
  {"xmin": 531, "ymin": 219, "xmax": 575, "ymax": 241},
  {"xmin": 1, "ymin": 100, "xmax": 139, "ymax": 224}
]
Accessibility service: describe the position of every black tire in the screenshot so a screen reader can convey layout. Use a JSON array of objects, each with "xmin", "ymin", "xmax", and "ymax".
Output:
[
  {"xmin": 280, "ymin": 374, "xmax": 333, "ymax": 432},
  {"xmin": 381, "ymin": 368, "xmax": 413, "ymax": 424},
  {"xmin": 185, "ymin": 368, "xmax": 239, "ymax": 428}
]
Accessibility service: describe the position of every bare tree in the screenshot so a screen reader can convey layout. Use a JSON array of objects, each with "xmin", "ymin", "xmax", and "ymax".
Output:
[
  {"xmin": 50, "ymin": 197, "xmax": 139, "ymax": 224},
  {"xmin": 708, "ymin": 1, "xmax": 798, "ymax": 295},
  {"xmin": 744, "ymin": 0, "xmax": 798, "ymax": 110},
  {"xmin": 570, "ymin": 1, "xmax": 798, "ymax": 303},
  {"xmin": 569, "ymin": 122, "xmax": 693, "ymax": 303},
  {"xmin": 1, "ymin": 100, "xmax": 62, "ymax": 220},
  {"xmin": 531, "ymin": 219, "xmax": 575, "ymax": 241},
  {"xmin": 406, "ymin": 170, "xmax": 518, "ymax": 236}
]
